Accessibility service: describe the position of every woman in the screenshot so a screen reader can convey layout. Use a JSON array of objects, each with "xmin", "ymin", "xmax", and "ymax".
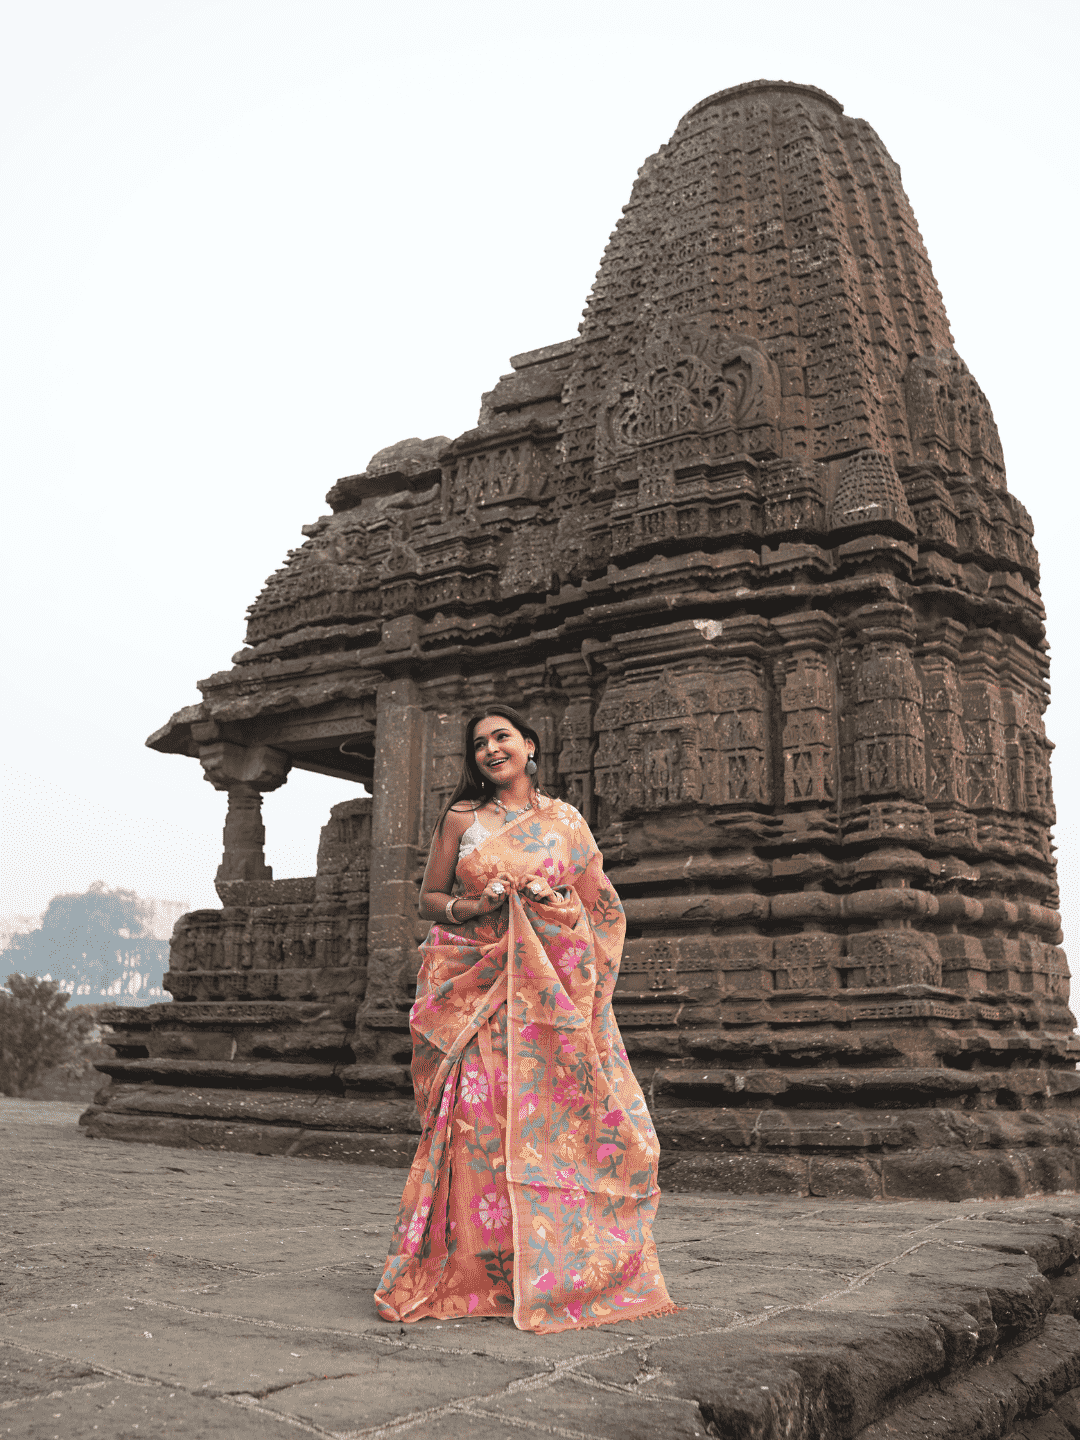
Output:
[{"xmin": 374, "ymin": 705, "xmax": 674, "ymax": 1333}]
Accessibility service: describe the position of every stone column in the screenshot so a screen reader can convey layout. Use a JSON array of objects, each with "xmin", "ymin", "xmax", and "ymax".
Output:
[
  {"xmin": 362, "ymin": 677, "xmax": 424, "ymax": 1029},
  {"xmin": 196, "ymin": 740, "xmax": 290, "ymax": 889},
  {"xmin": 550, "ymin": 650, "xmax": 598, "ymax": 822},
  {"xmin": 772, "ymin": 610, "xmax": 840, "ymax": 847},
  {"xmin": 839, "ymin": 602, "xmax": 929, "ymax": 843},
  {"xmin": 219, "ymin": 785, "xmax": 271, "ymax": 882}
]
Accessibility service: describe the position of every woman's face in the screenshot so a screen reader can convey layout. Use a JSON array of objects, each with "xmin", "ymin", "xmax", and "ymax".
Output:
[{"xmin": 471, "ymin": 715, "xmax": 534, "ymax": 786}]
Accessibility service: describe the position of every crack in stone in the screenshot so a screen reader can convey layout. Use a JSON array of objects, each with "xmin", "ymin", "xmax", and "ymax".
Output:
[
  {"xmin": 0, "ymin": 1334, "xmax": 335, "ymax": 1436},
  {"xmin": 327, "ymin": 1353, "xmax": 630, "ymax": 1440},
  {"xmin": 233, "ymin": 1370, "xmax": 360, "ymax": 1401},
  {"xmin": 0, "ymin": 1379, "xmax": 107, "ymax": 1411},
  {"xmin": 897, "ymin": 1209, "xmax": 983, "ymax": 1240},
  {"xmin": 714, "ymin": 1237, "xmax": 945, "ymax": 1332},
  {"xmin": 565, "ymin": 1368, "xmax": 691, "ymax": 1403}
]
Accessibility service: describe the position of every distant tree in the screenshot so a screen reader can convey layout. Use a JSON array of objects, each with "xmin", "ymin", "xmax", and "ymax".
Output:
[
  {"xmin": 0, "ymin": 975, "xmax": 98, "ymax": 1096},
  {"xmin": 0, "ymin": 882, "xmax": 170, "ymax": 1006}
]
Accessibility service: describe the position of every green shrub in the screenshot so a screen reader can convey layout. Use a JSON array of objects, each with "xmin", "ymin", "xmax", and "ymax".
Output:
[{"xmin": 0, "ymin": 975, "xmax": 99, "ymax": 1096}]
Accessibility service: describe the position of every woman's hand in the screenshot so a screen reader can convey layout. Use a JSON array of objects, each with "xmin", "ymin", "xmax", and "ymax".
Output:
[
  {"xmin": 476, "ymin": 874, "xmax": 513, "ymax": 913},
  {"xmin": 518, "ymin": 874, "xmax": 561, "ymax": 905},
  {"xmin": 450, "ymin": 872, "xmax": 514, "ymax": 922}
]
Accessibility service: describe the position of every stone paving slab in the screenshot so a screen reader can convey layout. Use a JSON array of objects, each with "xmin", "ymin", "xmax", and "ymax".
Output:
[{"xmin": 2, "ymin": 1101, "xmax": 1080, "ymax": 1439}]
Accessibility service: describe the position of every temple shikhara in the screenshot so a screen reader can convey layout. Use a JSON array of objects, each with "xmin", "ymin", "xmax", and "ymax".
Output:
[{"xmin": 84, "ymin": 81, "xmax": 1078, "ymax": 1198}]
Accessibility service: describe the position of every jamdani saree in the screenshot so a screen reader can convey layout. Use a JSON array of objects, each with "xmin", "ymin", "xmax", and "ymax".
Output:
[{"xmin": 374, "ymin": 795, "xmax": 674, "ymax": 1334}]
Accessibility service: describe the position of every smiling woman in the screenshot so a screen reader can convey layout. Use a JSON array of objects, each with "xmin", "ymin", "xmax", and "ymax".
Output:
[{"xmin": 374, "ymin": 704, "xmax": 675, "ymax": 1334}]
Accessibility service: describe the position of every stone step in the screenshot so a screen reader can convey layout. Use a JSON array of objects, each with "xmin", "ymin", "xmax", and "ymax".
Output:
[
  {"xmin": 80, "ymin": 1077, "xmax": 1080, "ymax": 1197},
  {"xmin": 79, "ymin": 1107, "xmax": 418, "ymax": 1165},
  {"xmin": 89, "ymin": 1082, "xmax": 421, "ymax": 1133},
  {"xmin": 857, "ymin": 1316, "xmax": 1080, "ymax": 1440},
  {"xmin": 639, "ymin": 1206, "xmax": 1080, "ymax": 1440}
]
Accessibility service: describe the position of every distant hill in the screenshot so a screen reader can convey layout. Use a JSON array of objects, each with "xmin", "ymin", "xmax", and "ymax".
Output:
[{"xmin": 0, "ymin": 883, "xmax": 189, "ymax": 1006}]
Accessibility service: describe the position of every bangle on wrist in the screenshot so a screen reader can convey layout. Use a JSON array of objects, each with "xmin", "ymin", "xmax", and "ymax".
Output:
[{"xmin": 445, "ymin": 896, "xmax": 461, "ymax": 924}]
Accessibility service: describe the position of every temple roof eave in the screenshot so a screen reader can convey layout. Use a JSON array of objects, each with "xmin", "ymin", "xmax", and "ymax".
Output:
[{"xmin": 145, "ymin": 703, "xmax": 206, "ymax": 756}]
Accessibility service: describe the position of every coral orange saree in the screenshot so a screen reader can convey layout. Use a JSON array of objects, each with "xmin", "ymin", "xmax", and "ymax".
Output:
[{"xmin": 375, "ymin": 795, "xmax": 674, "ymax": 1334}]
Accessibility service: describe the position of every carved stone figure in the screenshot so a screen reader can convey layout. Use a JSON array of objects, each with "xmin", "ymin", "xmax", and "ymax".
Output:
[{"xmin": 83, "ymin": 80, "xmax": 1078, "ymax": 1200}]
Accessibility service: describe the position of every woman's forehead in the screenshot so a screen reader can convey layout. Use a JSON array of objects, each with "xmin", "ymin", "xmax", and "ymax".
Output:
[{"xmin": 473, "ymin": 715, "xmax": 519, "ymax": 740}]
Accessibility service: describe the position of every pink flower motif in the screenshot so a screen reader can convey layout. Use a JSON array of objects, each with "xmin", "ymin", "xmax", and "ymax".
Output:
[
  {"xmin": 548, "ymin": 934, "xmax": 587, "ymax": 980},
  {"xmin": 555, "ymin": 991, "xmax": 575, "ymax": 1012},
  {"xmin": 468, "ymin": 1293, "xmax": 479, "ymax": 1313},
  {"xmin": 471, "ymin": 1189, "xmax": 511, "ymax": 1236},
  {"xmin": 568, "ymin": 1268, "xmax": 586, "ymax": 1290},
  {"xmin": 460, "ymin": 1067, "xmax": 489, "ymax": 1109},
  {"xmin": 519, "ymin": 1091, "xmax": 540, "ymax": 1120},
  {"xmin": 404, "ymin": 1201, "xmax": 431, "ymax": 1253},
  {"xmin": 530, "ymin": 1183, "xmax": 549, "ymax": 1203},
  {"xmin": 521, "ymin": 1023, "xmax": 541, "ymax": 1042},
  {"xmin": 597, "ymin": 1143, "xmax": 619, "ymax": 1160},
  {"xmin": 609, "ymin": 1226, "xmax": 630, "ymax": 1243},
  {"xmin": 602, "ymin": 1108, "xmax": 623, "ymax": 1128},
  {"xmin": 553, "ymin": 1077, "xmax": 582, "ymax": 1107},
  {"xmin": 564, "ymin": 1300, "xmax": 584, "ymax": 1321},
  {"xmin": 534, "ymin": 1270, "xmax": 556, "ymax": 1292},
  {"xmin": 617, "ymin": 1251, "xmax": 644, "ymax": 1285}
]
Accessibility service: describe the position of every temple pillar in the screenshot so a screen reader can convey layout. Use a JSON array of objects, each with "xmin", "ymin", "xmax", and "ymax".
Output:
[
  {"xmin": 196, "ymin": 741, "xmax": 290, "ymax": 891},
  {"xmin": 218, "ymin": 785, "xmax": 271, "ymax": 882},
  {"xmin": 361, "ymin": 676, "xmax": 424, "ymax": 1031}
]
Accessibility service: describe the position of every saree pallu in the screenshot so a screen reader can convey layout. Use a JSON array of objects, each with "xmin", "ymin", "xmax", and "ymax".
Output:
[{"xmin": 374, "ymin": 796, "xmax": 674, "ymax": 1334}]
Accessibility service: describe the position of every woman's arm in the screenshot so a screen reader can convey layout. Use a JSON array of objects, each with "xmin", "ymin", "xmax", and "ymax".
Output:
[{"xmin": 418, "ymin": 807, "xmax": 507, "ymax": 924}]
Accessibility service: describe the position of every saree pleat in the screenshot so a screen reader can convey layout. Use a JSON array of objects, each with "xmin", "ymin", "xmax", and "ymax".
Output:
[{"xmin": 374, "ymin": 796, "xmax": 674, "ymax": 1334}]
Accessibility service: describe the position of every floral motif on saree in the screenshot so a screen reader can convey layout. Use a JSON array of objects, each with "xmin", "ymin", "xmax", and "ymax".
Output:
[{"xmin": 375, "ymin": 795, "xmax": 675, "ymax": 1334}]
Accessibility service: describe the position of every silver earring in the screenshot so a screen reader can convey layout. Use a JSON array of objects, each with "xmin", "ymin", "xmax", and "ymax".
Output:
[{"xmin": 525, "ymin": 756, "xmax": 538, "ymax": 776}]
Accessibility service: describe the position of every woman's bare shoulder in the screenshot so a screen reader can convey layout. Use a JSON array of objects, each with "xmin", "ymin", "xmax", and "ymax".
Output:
[{"xmin": 442, "ymin": 802, "xmax": 480, "ymax": 831}]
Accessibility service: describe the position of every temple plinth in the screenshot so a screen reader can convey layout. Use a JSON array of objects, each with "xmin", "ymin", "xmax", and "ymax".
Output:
[{"xmin": 83, "ymin": 81, "xmax": 1080, "ymax": 1199}]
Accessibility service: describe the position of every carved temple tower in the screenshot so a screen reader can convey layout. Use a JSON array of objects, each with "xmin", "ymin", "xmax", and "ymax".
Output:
[{"xmin": 84, "ymin": 81, "xmax": 1080, "ymax": 1199}]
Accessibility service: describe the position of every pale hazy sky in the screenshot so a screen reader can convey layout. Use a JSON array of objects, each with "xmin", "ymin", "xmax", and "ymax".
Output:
[{"xmin": 2, "ymin": 0, "xmax": 1077, "ymax": 962}]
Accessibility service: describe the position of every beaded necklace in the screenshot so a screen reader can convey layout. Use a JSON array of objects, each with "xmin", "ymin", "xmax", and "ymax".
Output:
[{"xmin": 490, "ymin": 788, "xmax": 538, "ymax": 824}]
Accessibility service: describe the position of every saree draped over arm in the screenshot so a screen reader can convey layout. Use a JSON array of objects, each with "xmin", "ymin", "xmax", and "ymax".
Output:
[{"xmin": 374, "ymin": 795, "xmax": 674, "ymax": 1334}]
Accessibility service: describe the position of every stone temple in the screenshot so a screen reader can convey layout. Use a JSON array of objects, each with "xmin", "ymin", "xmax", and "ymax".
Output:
[{"xmin": 84, "ymin": 80, "xmax": 1079, "ymax": 1199}]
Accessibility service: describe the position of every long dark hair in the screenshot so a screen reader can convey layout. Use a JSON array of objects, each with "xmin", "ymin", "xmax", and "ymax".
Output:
[{"xmin": 436, "ymin": 704, "xmax": 543, "ymax": 835}]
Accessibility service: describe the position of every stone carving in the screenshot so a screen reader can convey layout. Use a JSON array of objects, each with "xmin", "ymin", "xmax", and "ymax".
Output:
[
  {"xmin": 85, "ymin": 81, "xmax": 1078, "ymax": 1201},
  {"xmin": 595, "ymin": 321, "xmax": 783, "ymax": 472},
  {"xmin": 761, "ymin": 461, "xmax": 827, "ymax": 535},
  {"xmin": 779, "ymin": 654, "xmax": 835, "ymax": 806},
  {"xmin": 443, "ymin": 433, "xmax": 554, "ymax": 518},
  {"xmin": 832, "ymin": 450, "xmax": 916, "ymax": 534},
  {"xmin": 904, "ymin": 350, "xmax": 1005, "ymax": 479},
  {"xmin": 594, "ymin": 659, "xmax": 772, "ymax": 823}
]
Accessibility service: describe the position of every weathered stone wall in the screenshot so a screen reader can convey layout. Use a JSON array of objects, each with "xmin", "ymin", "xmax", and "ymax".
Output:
[{"xmin": 83, "ymin": 81, "xmax": 1079, "ymax": 1197}]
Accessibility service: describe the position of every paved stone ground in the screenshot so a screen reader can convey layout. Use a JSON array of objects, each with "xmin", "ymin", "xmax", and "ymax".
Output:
[{"xmin": 3, "ymin": 1100, "xmax": 1080, "ymax": 1440}]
